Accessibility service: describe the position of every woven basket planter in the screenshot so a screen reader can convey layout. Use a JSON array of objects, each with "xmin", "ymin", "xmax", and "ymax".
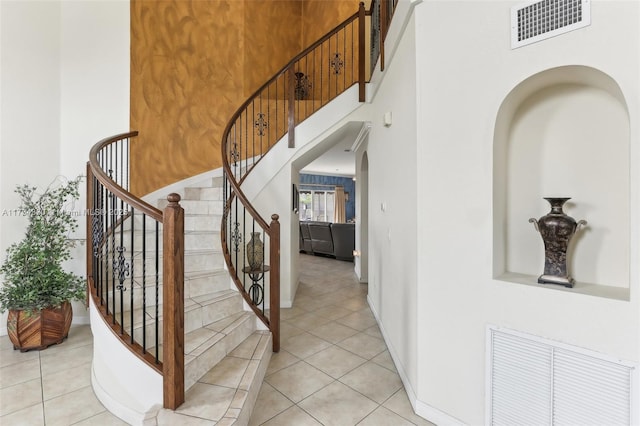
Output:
[{"xmin": 7, "ymin": 301, "xmax": 73, "ymax": 351}]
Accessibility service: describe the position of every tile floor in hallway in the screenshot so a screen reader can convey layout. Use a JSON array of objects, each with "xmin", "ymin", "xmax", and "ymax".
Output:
[
  {"xmin": 0, "ymin": 253, "xmax": 434, "ymax": 425},
  {"xmin": 247, "ymin": 254, "xmax": 434, "ymax": 426}
]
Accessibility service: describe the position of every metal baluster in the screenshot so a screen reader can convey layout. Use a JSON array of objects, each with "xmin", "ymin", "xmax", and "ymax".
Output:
[
  {"xmin": 155, "ymin": 220, "xmax": 159, "ymax": 363},
  {"xmin": 142, "ymin": 213, "xmax": 147, "ymax": 353},
  {"xmin": 130, "ymin": 206, "xmax": 135, "ymax": 344}
]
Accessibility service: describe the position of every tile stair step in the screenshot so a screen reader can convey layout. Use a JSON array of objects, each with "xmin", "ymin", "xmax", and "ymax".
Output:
[
  {"xmin": 107, "ymin": 229, "xmax": 220, "ymax": 252},
  {"xmin": 118, "ymin": 249, "xmax": 224, "ymax": 274},
  {"xmin": 98, "ymin": 266, "xmax": 229, "ymax": 301},
  {"xmin": 185, "ymin": 269, "xmax": 232, "ymax": 297},
  {"xmin": 183, "ymin": 186, "xmax": 224, "ymax": 201},
  {"xmin": 147, "ymin": 311, "xmax": 256, "ymax": 391},
  {"xmin": 183, "ymin": 311, "xmax": 256, "ymax": 391},
  {"xmin": 97, "ymin": 267, "xmax": 234, "ymax": 310},
  {"xmin": 154, "ymin": 330, "xmax": 272, "ymax": 425},
  {"xmin": 157, "ymin": 199, "xmax": 224, "ymax": 215},
  {"xmin": 117, "ymin": 290, "xmax": 244, "ymax": 350},
  {"xmin": 185, "ymin": 214, "xmax": 222, "ymax": 231}
]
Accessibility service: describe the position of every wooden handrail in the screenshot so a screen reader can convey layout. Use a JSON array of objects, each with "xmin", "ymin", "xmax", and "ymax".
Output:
[
  {"xmin": 221, "ymin": 10, "xmax": 360, "ymax": 155},
  {"xmin": 89, "ymin": 131, "xmax": 162, "ymax": 222},
  {"xmin": 220, "ymin": 1, "xmax": 397, "ymax": 355},
  {"xmin": 88, "ymin": 132, "xmax": 185, "ymax": 409}
]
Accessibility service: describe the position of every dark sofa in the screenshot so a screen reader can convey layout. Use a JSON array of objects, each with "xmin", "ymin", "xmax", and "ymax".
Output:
[{"xmin": 299, "ymin": 221, "xmax": 355, "ymax": 261}]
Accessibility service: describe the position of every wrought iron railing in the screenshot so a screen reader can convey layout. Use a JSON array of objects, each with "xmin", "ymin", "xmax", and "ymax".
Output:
[
  {"xmin": 220, "ymin": 1, "xmax": 400, "ymax": 353},
  {"xmin": 87, "ymin": 131, "xmax": 185, "ymax": 409}
]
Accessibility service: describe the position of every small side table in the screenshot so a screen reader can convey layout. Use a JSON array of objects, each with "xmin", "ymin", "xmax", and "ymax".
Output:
[{"xmin": 242, "ymin": 265, "xmax": 270, "ymax": 305}]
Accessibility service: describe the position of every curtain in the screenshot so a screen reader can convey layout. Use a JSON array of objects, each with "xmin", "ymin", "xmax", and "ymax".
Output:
[{"xmin": 334, "ymin": 185, "xmax": 346, "ymax": 223}]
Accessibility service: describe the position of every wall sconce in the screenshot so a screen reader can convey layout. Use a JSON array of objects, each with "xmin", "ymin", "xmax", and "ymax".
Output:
[{"xmin": 352, "ymin": 250, "xmax": 361, "ymax": 257}]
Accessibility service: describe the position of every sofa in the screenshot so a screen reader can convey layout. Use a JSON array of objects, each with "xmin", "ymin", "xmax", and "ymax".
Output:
[{"xmin": 299, "ymin": 221, "xmax": 355, "ymax": 261}]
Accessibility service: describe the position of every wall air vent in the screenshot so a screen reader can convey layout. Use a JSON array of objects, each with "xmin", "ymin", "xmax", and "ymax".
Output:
[
  {"xmin": 488, "ymin": 326, "xmax": 637, "ymax": 425},
  {"xmin": 511, "ymin": 0, "xmax": 591, "ymax": 49}
]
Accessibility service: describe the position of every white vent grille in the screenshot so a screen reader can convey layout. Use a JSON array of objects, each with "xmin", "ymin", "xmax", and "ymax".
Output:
[
  {"xmin": 511, "ymin": 0, "xmax": 591, "ymax": 49},
  {"xmin": 488, "ymin": 327, "xmax": 636, "ymax": 425}
]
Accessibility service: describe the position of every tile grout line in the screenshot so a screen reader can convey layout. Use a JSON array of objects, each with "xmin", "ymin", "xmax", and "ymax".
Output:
[{"xmin": 39, "ymin": 351, "xmax": 46, "ymax": 425}]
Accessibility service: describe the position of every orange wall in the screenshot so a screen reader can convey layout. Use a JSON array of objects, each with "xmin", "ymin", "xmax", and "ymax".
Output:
[
  {"xmin": 130, "ymin": 0, "xmax": 360, "ymax": 195},
  {"xmin": 244, "ymin": 1, "xmax": 303, "ymax": 97},
  {"xmin": 301, "ymin": 0, "xmax": 361, "ymax": 49}
]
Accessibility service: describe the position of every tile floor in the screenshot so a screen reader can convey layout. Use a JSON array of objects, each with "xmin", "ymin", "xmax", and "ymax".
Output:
[
  {"xmin": 0, "ymin": 253, "xmax": 434, "ymax": 426},
  {"xmin": 248, "ymin": 254, "xmax": 434, "ymax": 426}
]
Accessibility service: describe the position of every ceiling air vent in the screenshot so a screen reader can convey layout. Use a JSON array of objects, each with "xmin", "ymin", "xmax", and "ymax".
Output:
[{"xmin": 511, "ymin": 0, "xmax": 591, "ymax": 49}]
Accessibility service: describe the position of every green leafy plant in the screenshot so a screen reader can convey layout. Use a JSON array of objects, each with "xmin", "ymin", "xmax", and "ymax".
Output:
[{"xmin": 0, "ymin": 177, "xmax": 85, "ymax": 314}]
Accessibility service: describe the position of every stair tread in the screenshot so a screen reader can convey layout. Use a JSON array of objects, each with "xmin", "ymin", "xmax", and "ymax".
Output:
[
  {"xmin": 185, "ymin": 269, "xmax": 228, "ymax": 279},
  {"xmin": 120, "ymin": 289, "xmax": 240, "ymax": 326},
  {"xmin": 156, "ymin": 330, "xmax": 272, "ymax": 425}
]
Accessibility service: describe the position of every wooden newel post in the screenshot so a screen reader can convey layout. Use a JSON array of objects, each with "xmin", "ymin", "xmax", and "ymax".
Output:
[
  {"xmin": 162, "ymin": 193, "xmax": 185, "ymax": 409},
  {"xmin": 269, "ymin": 214, "xmax": 281, "ymax": 352},
  {"xmin": 358, "ymin": 2, "xmax": 366, "ymax": 102}
]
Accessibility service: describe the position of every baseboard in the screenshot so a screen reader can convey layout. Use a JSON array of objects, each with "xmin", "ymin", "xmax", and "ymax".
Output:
[
  {"xmin": 415, "ymin": 400, "xmax": 466, "ymax": 426},
  {"xmin": 367, "ymin": 296, "xmax": 466, "ymax": 426}
]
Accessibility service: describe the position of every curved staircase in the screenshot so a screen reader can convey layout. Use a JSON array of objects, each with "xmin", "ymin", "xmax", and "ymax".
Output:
[{"xmin": 87, "ymin": 2, "xmax": 395, "ymax": 424}]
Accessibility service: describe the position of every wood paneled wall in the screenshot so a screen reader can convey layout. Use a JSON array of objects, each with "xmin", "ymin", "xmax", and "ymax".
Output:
[{"xmin": 130, "ymin": 0, "xmax": 360, "ymax": 195}]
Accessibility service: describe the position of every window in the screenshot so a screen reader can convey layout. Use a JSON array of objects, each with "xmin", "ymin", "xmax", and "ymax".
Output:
[{"xmin": 299, "ymin": 190, "xmax": 335, "ymax": 222}]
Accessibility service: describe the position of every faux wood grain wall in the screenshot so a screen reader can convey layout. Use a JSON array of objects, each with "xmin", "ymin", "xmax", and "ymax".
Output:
[{"xmin": 130, "ymin": 0, "xmax": 360, "ymax": 195}]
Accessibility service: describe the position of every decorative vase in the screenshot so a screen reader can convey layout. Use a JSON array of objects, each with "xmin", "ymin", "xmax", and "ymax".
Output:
[
  {"xmin": 246, "ymin": 232, "xmax": 264, "ymax": 270},
  {"xmin": 529, "ymin": 197, "xmax": 587, "ymax": 288},
  {"xmin": 7, "ymin": 301, "xmax": 73, "ymax": 351}
]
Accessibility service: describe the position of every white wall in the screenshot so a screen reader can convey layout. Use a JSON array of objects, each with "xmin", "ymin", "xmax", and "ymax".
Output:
[
  {"xmin": 0, "ymin": 1, "xmax": 129, "ymax": 333},
  {"xmin": 0, "ymin": 0, "xmax": 63, "ymax": 332},
  {"xmin": 361, "ymin": 10, "xmax": 419, "ymax": 405},
  {"xmin": 407, "ymin": 1, "xmax": 639, "ymax": 424},
  {"xmin": 59, "ymin": 0, "xmax": 130, "ymax": 325}
]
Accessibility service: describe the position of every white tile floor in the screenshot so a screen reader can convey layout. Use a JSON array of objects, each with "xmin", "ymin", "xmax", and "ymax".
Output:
[
  {"xmin": 248, "ymin": 254, "xmax": 434, "ymax": 426},
  {"xmin": 0, "ymin": 253, "xmax": 434, "ymax": 426}
]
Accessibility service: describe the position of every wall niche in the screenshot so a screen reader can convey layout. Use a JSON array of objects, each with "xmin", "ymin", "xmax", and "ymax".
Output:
[{"xmin": 493, "ymin": 66, "xmax": 630, "ymax": 299}]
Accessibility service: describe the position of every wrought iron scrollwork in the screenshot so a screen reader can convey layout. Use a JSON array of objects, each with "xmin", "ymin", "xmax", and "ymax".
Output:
[
  {"xmin": 248, "ymin": 283, "xmax": 264, "ymax": 305},
  {"xmin": 294, "ymin": 72, "xmax": 312, "ymax": 100},
  {"xmin": 113, "ymin": 246, "xmax": 130, "ymax": 291},
  {"xmin": 230, "ymin": 141, "xmax": 240, "ymax": 165},
  {"xmin": 254, "ymin": 113, "xmax": 268, "ymax": 136},
  {"xmin": 92, "ymin": 213, "xmax": 103, "ymax": 257},
  {"xmin": 231, "ymin": 222, "xmax": 242, "ymax": 253},
  {"xmin": 330, "ymin": 53, "xmax": 344, "ymax": 75}
]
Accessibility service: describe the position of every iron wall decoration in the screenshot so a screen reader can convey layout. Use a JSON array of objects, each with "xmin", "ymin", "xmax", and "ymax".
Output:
[
  {"xmin": 529, "ymin": 197, "xmax": 587, "ymax": 288},
  {"xmin": 294, "ymin": 72, "xmax": 312, "ymax": 100}
]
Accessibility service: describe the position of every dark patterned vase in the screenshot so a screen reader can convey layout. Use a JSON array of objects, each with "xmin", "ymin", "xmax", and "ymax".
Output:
[
  {"xmin": 246, "ymin": 232, "xmax": 264, "ymax": 271},
  {"xmin": 529, "ymin": 197, "xmax": 587, "ymax": 288}
]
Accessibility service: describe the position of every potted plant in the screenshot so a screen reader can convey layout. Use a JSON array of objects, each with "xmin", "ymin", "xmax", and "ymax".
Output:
[{"xmin": 0, "ymin": 177, "xmax": 85, "ymax": 351}]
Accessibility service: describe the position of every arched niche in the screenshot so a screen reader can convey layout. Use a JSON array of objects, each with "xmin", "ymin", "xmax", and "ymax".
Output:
[{"xmin": 493, "ymin": 65, "xmax": 630, "ymax": 296}]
